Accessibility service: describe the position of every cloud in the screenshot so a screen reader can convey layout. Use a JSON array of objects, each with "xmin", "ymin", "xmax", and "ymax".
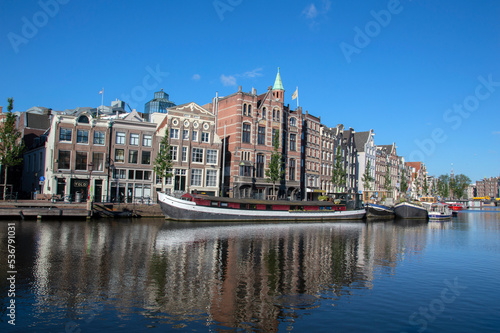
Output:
[
  {"xmin": 192, "ymin": 74, "xmax": 201, "ymax": 81},
  {"xmin": 220, "ymin": 74, "xmax": 237, "ymax": 86},
  {"xmin": 302, "ymin": 1, "xmax": 331, "ymax": 29},
  {"xmin": 239, "ymin": 67, "xmax": 263, "ymax": 78},
  {"xmin": 302, "ymin": 4, "xmax": 318, "ymax": 20}
]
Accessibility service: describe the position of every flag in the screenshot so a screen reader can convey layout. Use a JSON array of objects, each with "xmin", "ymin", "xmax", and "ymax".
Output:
[
  {"xmin": 292, "ymin": 88, "xmax": 298, "ymax": 100},
  {"xmin": 99, "ymin": 89, "xmax": 103, "ymax": 95}
]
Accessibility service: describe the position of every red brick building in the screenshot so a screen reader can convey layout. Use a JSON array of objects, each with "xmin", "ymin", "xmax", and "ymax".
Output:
[{"xmin": 211, "ymin": 69, "xmax": 303, "ymax": 199}]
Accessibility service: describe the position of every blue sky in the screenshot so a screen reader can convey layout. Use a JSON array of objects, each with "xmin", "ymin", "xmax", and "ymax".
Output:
[{"xmin": 1, "ymin": 0, "xmax": 499, "ymax": 182}]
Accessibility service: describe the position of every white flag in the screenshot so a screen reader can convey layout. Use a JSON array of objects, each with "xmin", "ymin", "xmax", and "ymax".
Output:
[
  {"xmin": 292, "ymin": 88, "xmax": 298, "ymax": 100},
  {"xmin": 99, "ymin": 89, "xmax": 103, "ymax": 95}
]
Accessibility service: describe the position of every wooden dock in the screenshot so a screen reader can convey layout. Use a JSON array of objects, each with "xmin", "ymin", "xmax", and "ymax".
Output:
[{"xmin": 0, "ymin": 200, "xmax": 165, "ymax": 220}]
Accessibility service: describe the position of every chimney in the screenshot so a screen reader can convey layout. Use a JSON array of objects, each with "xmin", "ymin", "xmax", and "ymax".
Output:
[{"xmin": 0, "ymin": 106, "xmax": 3, "ymax": 113}]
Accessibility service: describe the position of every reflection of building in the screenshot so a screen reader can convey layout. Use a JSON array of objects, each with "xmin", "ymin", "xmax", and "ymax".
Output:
[
  {"xmin": 28, "ymin": 219, "xmax": 428, "ymax": 332},
  {"xmin": 152, "ymin": 102, "xmax": 222, "ymax": 196}
]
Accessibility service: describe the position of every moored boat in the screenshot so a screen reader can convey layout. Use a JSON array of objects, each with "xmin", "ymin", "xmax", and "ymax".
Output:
[
  {"xmin": 157, "ymin": 192, "xmax": 366, "ymax": 222},
  {"xmin": 424, "ymin": 203, "xmax": 452, "ymax": 220},
  {"xmin": 365, "ymin": 203, "xmax": 395, "ymax": 220},
  {"xmin": 448, "ymin": 203, "xmax": 464, "ymax": 211},
  {"xmin": 394, "ymin": 202, "xmax": 428, "ymax": 220}
]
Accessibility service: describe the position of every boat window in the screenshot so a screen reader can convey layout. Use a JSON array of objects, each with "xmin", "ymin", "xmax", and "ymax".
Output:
[
  {"xmin": 249, "ymin": 204, "xmax": 257, "ymax": 210},
  {"xmin": 240, "ymin": 204, "xmax": 248, "ymax": 209},
  {"xmin": 210, "ymin": 201, "xmax": 219, "ymax": 207},
  {"xmin": 266, "ymin": 205, "xmax": 273, "ymax": 210},
  {"xmin": 220, "ymin": 202, "xmax": 228, "ymax": 207}
]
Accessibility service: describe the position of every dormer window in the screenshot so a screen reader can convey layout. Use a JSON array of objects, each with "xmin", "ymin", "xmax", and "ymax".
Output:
[{"xmin": 77, "ymin": 115, "xmax": 89, "ymax": 124}]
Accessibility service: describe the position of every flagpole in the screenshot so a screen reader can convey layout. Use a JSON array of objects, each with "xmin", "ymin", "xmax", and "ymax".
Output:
[
  {"xmin": 99, "ymin": 88, "xmax": 104, "ymax": 118},
  {"xmin": 296, "ymin": 86, "xmax": 299, "ymax": 108}
]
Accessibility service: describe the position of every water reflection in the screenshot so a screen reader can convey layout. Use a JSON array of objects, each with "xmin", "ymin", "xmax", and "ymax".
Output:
[{"xmin": 11, "ymin": 219, "xmax": 431, "ymax": 331}]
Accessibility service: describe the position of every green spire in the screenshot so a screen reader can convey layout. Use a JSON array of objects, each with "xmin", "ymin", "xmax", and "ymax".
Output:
[{"xmin": 272, "ymin": 67, "xmax": 284, "ymax": 91}]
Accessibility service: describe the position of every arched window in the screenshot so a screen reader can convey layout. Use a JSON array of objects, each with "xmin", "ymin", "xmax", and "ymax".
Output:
[
  {"xmin": 243, "ymin": 104, "xmax": 247, "ymax": 116},
  {"xmin": 248, "ymin": 104, "xmax": 252, "ymax": 116},
  {"xmin": 289, "ymin": 159, "xmax": 296, "ymax": 181},
  {"xmin": 289, "ymin": 117, "xmax": 296, "ymax": 127},
  {"xmin": 262, "ymin": 107, "xmax": 266, "ymax": 118},
  {"xmin": 77, "ymin": 115, "xmax": 89, "ymax": 124},
  {"xmin": 272, "ymin": 109, "xmax": 276, "ymax": 121},
  {"xmin": 277, "ymin": 110, "xmax": 280, "ymax": 122}
]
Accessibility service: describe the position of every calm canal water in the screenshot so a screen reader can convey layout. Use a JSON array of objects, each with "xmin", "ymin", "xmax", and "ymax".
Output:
[{"xmin": 1, "ymin": 209, "xmax": 499, "ymax": 332}]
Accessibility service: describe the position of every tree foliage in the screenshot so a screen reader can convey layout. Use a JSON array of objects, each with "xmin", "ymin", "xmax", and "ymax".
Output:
[
  {"xmin": 331, "ymin": 146, "xmax": 346, "ymax": 191},
  {"xmin": 265, "ymin": 130, "xmax": 284, "ymax": 198},
  {"xmin": 383, "ymin": 170, "xmax": 392, "ymax": 191},
  {"xmin": 0, "ymin": 98, "xmax": 24, "ymax": 200},
  {"xmin": 153, "ymin": 131, "xmax": 173, "ymax": 181},
  {"xmin": 362, "ymin": 159, "xmax": 373, "ymax": 190},
  {"xmin": 423, "ymin": 176, "xmax": 428, "ymax": 196},
  {"xmin": 437, "ymin": 174, "xmax": 450, "ymax": 198},
  {"xmin": 400, "ymin": 172, "xmax": 408, "ymax": 193},
  {"xmin": 449, "ymin": 174, "xmax": 471, "ymax": 199}
]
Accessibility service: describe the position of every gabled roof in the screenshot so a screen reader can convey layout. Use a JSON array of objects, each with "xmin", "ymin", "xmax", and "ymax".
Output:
[
  {"xmin": 26, "ymin": 113, "xmax": 51, "ymax": 130},
  {"xmin": 353, "ymin": 131, "xmax": 370, "ymax": 152},
  {"xmin": 168, "ymin": 102, "xmax": 213, "ymax": 116}
]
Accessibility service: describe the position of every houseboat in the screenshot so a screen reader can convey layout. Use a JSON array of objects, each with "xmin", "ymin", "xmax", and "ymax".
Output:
[
  {"xmin": 365, "ymin": 203, "xmax": 395, "ymax": 220},
  {"xmin": 157, "ymin": 192, "xmax": 366, "ymax": 222},
  {"xmin": 394, "ymin": 201, "xmax": 428, "ymax": 220}
]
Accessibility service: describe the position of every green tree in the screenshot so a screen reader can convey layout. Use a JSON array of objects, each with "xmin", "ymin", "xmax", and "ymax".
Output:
[
  {"xmin": 153, "ymin": 132, "xmax": 173, "ymax": 185},
  {"xmin": 384, "ymin": 171, "xmax": 392, "ymax": 192},
  {"xmin": 0, "ymin": 98, "xmax": 24, "ymax": 200},
  {"xmin": 449, "ymin": 174, "xmax": 471, "ymax": 199},
  {"xmin": 265, "ymin": 130, "xmax": 284, "ymax": 199},
  {"xmin": 400, "ymin": 172, "xmax": 408, "ymax": 193},
  {"xmin": 331, "ymin": 146, "xmax": 346, "ymax": 192},
  {"xmin": 362, "ymin": 160, "xmax": 373, "ymax": 190},
  {"xmin": 437, "ymin": 174, "xmax": 449, "ymax": 199}
]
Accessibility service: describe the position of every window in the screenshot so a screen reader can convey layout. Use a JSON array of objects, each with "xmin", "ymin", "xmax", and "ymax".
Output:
[
  {"xmin": 94, "ymin": 131, "xmax": 105, "ymax": 145},
  {"xmin": 192, "ymin": 148, "xmax": 203, "ymax": 163},
  {"xmin": 169, "ymin": 146, "xmax": 178, "ymax": 161},
  {"xmin": 273, "ymin": 109, "xmax": 276, "ymax": 121},
  {"xmin": 183, "ymin": 130, "xmax": 189, "ymax": 140},
  {"xmin": 262, "ymin": 107, "xmax": 266, "ymax": 118},
  {"xmin": 182, "ymin": 147, "xmax": 188, "ymax": 162},
  {"xmin": 289, "ymin": 117, "xmax": 297, "ymax": 127},
  {"xmin": 113, "ymin": 169, "xmax": 126, "ymax": 179},
  {"xmin": 130, "ymin": 133, "xmax": 139, "ymax": 145},
  {"xmin": 128, "ymin": 170, "xmax": 134, "ymax": 180},
  {"xmin": 116, "ymin": 132, "xmax": 125, "ymax": 145},
  {"xmin": 206, "ymin": 170, "xmax": 217, "ymax": 187},
  {"xmin": 75, "ymin": 152, "xmax": 87, "ymax": 170},
  {"xmin": 201, "ymin": 132, "xmax": 209, "ymax": 143},
  {"xmin": 207, "ymin": 149, "xmax": 218, "ymax": 164},
  {"xmin": 289, "ymin": 159, "xmax": 296, "ymax": 181},
  {"xmin": 191, "ymin": 169, "xmax": 202, "ymax": 186},
  {"xmin": 243, "ymin": 104, "xmax": 247, "ymax": 116},
  {"xmin": 58, "ymin": 151, "xmax": 71, "ymax": 169},
  {"xmin": 77, "ymin": 115, "xmax": 89, "ymax": 124},
  {"xmin": 143, "ymin": 134, "xmax": 152, "ymax": 147},
  {"xmin": 170, "ymin": 129, "xmax": 179, "ymax": 139},
  {"xmin": 115, "ymin": 149, "xmax": 124, "ymax": 163},
  {"xmin": 256, "ymin": 154, "xmax": 264, "ymax": 178},
  {"xmin": 76, "ymin": 130, "xmax": 89, "ymax": 144},
  {"xmin": 290, "ymin": 134, "xmax": 296, "ymax": 151},
  {"xmin": 240, "ymin": 164, "xmax": 252, "ymax": 177},
  {"xmin": 59, "ymin": 128, "xmax": 72, "ymax": 141},
  {"xmin": 258, "ymin": 126, "xmax": 265, "ymax": 145},
  {"xmin": 272, "ymin": 128, "xmax": 277, "ymax": 141},
  {"xmin": 192, "ymin": 131, "xmax": 198, "ymax": 141},
  {"xmin": 248, "ymin": 105, "xmax": 252, "ymax": 116},
  {"xmin": 144, "ymin": 171, "xmax": 152, "ymax": 180},
  {"xmin": 141, "ymin": 151, "xmax": 151, "ymax": 165},
  {"xmin": 92, "ymin": 152, "xmax": 104, "ymax": 171},
  {"xmin": 276, "ymin": 110, "xmax": 280, "ymax": 122},
  {"xmin": 129, "ymin": 150, "xmax": 138, "ymax": 164},
  {"xmin": 242, "ymin": 123, "xmax": 251, "ymax": 143}
]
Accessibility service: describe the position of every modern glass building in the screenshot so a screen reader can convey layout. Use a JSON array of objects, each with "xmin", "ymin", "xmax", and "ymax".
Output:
[{"xmin": 144, "ymin": 89, "xmax": 175, "ymax": 120}]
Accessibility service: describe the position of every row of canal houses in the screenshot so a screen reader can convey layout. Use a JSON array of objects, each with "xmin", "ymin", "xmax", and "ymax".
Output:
[{"xmin": 14, "ymin": 69, "xmax": 429, "ymax": 203}]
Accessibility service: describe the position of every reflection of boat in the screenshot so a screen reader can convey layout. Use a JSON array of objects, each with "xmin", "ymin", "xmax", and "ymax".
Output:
[
  {"xmin": 394, "ymin": 202, "xmax": 428, "ymax": 220},
  {"xmin": 424, "ymin": 203, "xmax": 452, "ymax": 220},
  {"xmin": 157, "ymin": 192, "xmax": 366, "ymax": 222},
  {"xmin": 365, "ymin": 203, "xmax": 395, "ymax": 220}
]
